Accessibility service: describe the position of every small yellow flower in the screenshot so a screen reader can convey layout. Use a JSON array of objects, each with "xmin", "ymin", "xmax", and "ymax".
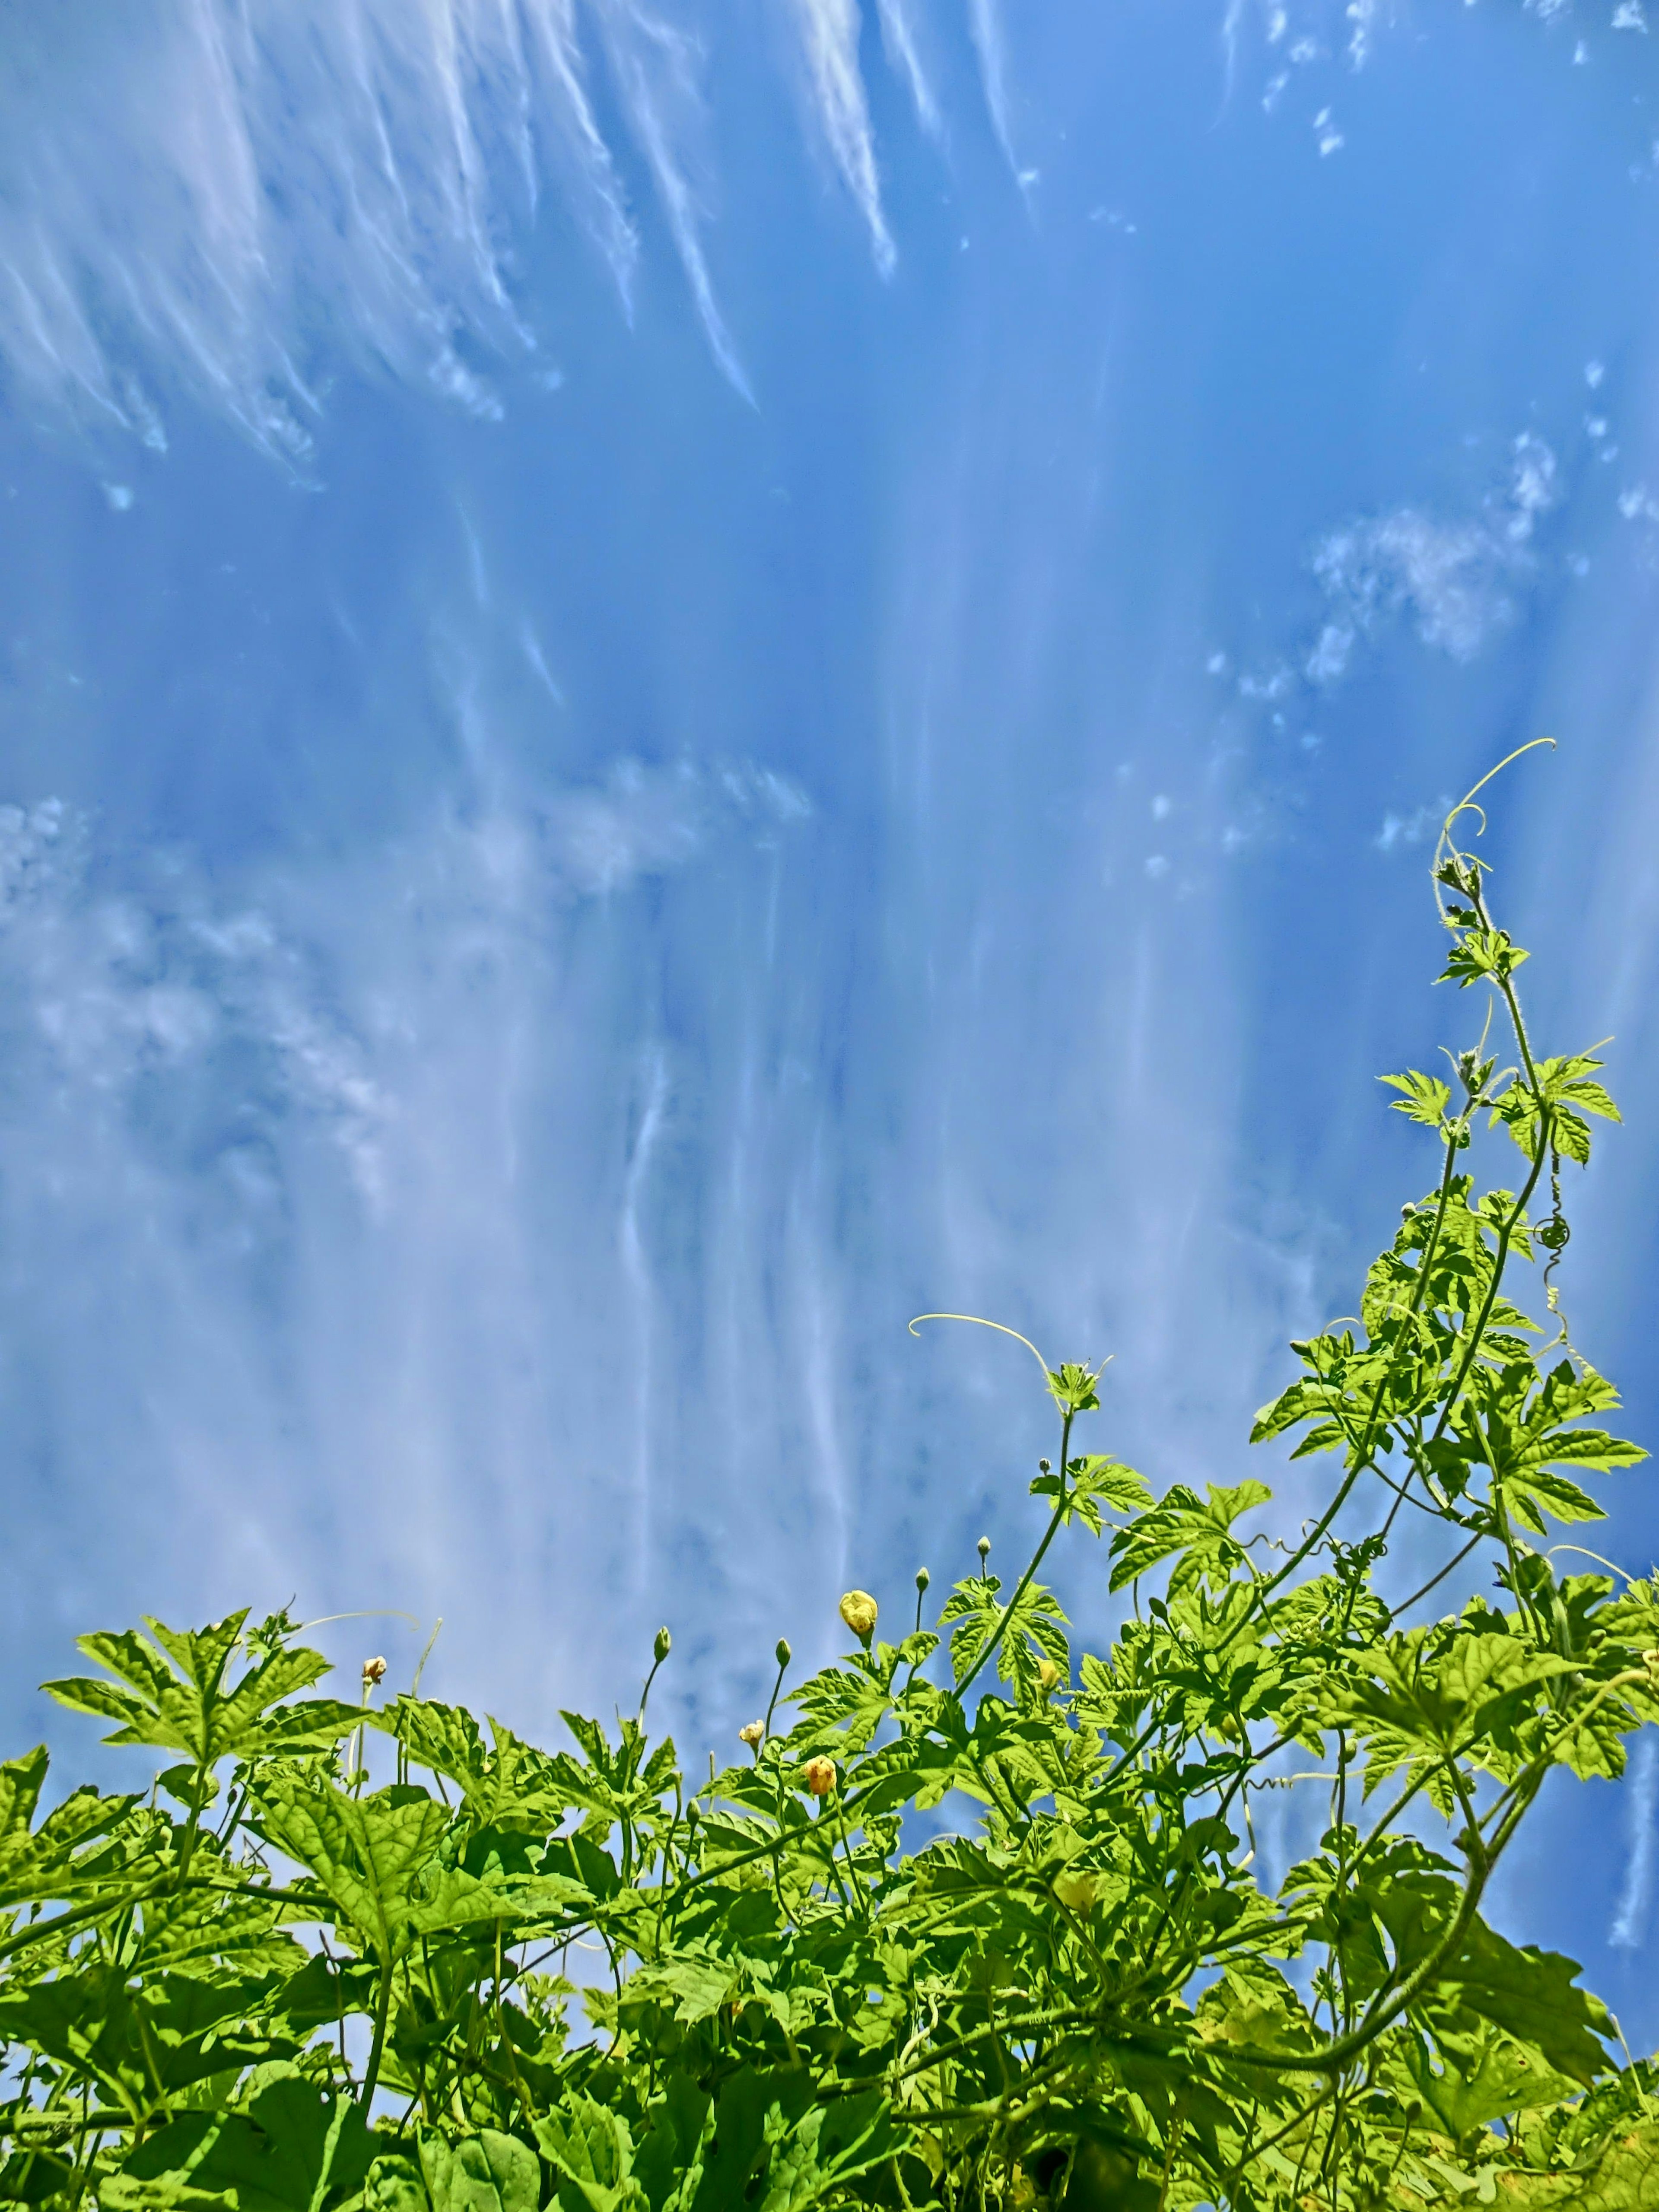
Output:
[
  {"xmin": 1037, "ymin": 1658, "xmax": 1062, "ymax": 1697},
  {"xmin": 1053, "ymin": 1869, "xmax": 1101, "ymax": 1913},
  {"xmin": 804, "ymin": 1756, "xmax": 838, "ymax": 1797},
  {"xmin": 738, "ymin": 1719, "xmax": 765, "ymax": 1751},
  {"xmin": 361, "ymin": 1656, "xmax": 388, "ymax": 1687},
  {"xmin": 839, "ymin": 1590, "xmax": 878, "ymax": 1646}
]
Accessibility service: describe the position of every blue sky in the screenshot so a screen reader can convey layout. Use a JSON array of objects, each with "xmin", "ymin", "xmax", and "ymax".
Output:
[{"xmin": 4, "ymin": 0, "xmax": 1659, "ymax": 2035}]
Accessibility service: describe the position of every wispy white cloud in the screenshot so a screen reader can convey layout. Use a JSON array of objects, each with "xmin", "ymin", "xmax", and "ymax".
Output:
[
  {"xmin": 1344, "ymin": 0, "xmax": 1381, "ymax": 69},
  {"xmin": 874, "ymin": 0, "xmax": 941, "ymax": 137},
  {"xmin": 1309, "ymin": 513, "xmax": 1499, "ymax": 677},
  {"xmin": 593, "ymin": 6, "xmax": 754, "ymax": 405},
  {"xmin": 1305, "ymin": 433, "xmax": 1561, "ymax": 683},
  {"xmin": 789, "ymin": 0, "xmax": 896, "ymax": 275},
  {"xmin": 1612, "ymin": 1734, "xmax": 1659, "ymax": 1949},
  {"xmin": 544, "ymin": 756, "xmax": 776, "ymax": 893},
  {"xmin": 1375, "ymin": 796, "xmax": 1452, "ymax": 854},
  {"xmin": 1221, "ymin": 0, "xmax": 1252, "ymax": 101},
  {"xmin": 966, "ymin": 0, "xmax": 1019, "ymax": 175},
  {"xmin": 0, "ymin": 0, "xmax": 1017, "ymax": 446},
  {"xmin": 0, "ymin": 0, "xmax": 769, "ymax": 443},
  {"xmin": 0, "ymin": 799, "xmax": 392, "ymax": 1201},
  {"xmin": 0, "ymin": 757, "xmax": 810, "ymax": 1223},
  {"xmin": 0, "ymin": 757, "xmax": 814, "ymax": 1721},
  {"xmin": 620, "ymin": 1047, "xmax": 671, "ymax": 1586},
  {"xmin": 1230, "ymin": 0, "xmax": 1595, "ymax": 117},
  {"xmin": 1223, "ymin": 0, "xmax": 1365, "ymax": 110}
]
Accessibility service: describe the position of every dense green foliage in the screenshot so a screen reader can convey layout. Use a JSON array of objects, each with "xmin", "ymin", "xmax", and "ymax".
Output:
[{"xmin": 5, "ymin": 765, "xmax": 1659, "ymax": 2210}]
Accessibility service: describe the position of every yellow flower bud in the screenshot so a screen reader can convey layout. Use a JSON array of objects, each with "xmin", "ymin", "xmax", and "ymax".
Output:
[
  {"xmin": 839, "ymin": 1590, "xmax": 878, "ymax": 1645},
  {"xmin": 361, "ymin": 1656, "xmax": 388, "ymax": 1686},
  {"xmin": 738, "ymin": 1719, "xmax": 765, "ymax": 1750},
  {"xmin": 1037, "ymin": 1658, "xmax": 1062, "ymax": 1696},
  {"xmin": 804, "ymin": 1756, "xmax": 837, "ymax": 1797}
]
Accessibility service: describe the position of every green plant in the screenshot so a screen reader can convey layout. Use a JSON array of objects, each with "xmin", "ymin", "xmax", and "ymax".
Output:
[{"xmin": 3, "ymin": 755, "xmax": 1658, "ymax": 2210}]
